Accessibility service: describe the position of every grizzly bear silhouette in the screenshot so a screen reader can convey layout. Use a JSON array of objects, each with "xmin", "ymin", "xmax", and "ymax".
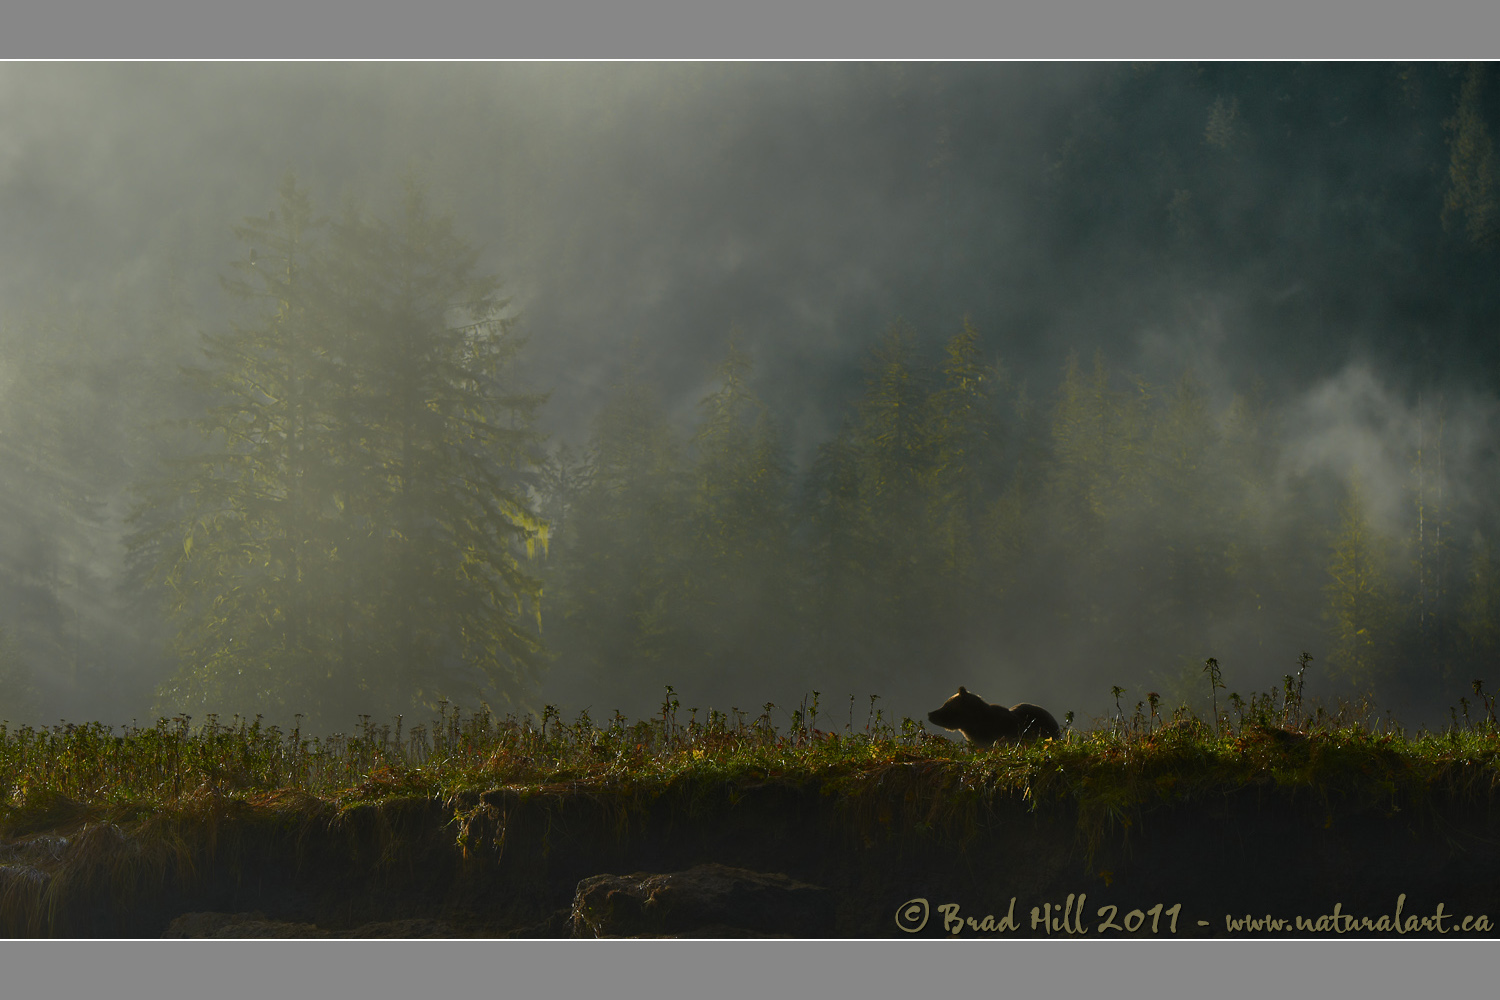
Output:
[{"xmin": 927, "ymin": 686, "xmax": 1061, "ymax": 745}]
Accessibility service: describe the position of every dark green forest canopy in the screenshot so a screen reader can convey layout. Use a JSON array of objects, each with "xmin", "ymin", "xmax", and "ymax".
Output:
[{"xmin": 0, "ymin": 63, "xmax": 1499, "ymax": 732}]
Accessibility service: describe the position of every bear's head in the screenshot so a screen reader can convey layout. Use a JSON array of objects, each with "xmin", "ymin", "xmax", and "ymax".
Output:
[{"xmin": 927, "ymin": 686, "xmax": 986, "ymax": 731}]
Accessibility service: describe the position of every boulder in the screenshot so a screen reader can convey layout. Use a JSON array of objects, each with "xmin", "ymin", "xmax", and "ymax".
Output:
[{"xmin": 570, "ymin": 863, "xmax": 835, "ymax": 938}]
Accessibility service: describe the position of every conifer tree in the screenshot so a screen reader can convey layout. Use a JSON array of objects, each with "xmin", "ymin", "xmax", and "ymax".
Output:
[
  {"xmin": 1146, "ymin": 371, "xmax": 1229, "ymax": 635},
  {"xmin": 918, "ymin": 318, "xmax": 1011, "ymax": 638},
  {"xmin": 546, "ymin": 352, "xmax": 689, "ymax": 709},
  {"xmin": 689, "ymin": 341, "xmax": 787, "ymax": 568},
  {"xmin": 924, "ymin": 318, "xmax": 1003, "ymax": 579},
  {"xmin": 1443, "ymin": 64, "xmax": 1497, "ymax": 246},
  {"xmin": 802, "ymin": 419, "xmax": 877, "ymax": 676},
  {"xmin": 1217, "ymin": 380, "xmax": 1290, "ymax": 651},
  {"xmin": 800, "ymin": 323, "xmax": 944, "ymax": 682},
  {"xmin": 857, "ymin": 323, "xmax": 937, "ymax": 630},
  {"xmin": 1047, "ymin": 349, "xmax": 1151, "ymax": 548},
  {"xmin": 130, "ymin": 175, "xmax": 547, "ymax": 726},
  {"xmin": 1325, "ymin": 479, "xmax": 1395, "ymax": 691},
  {"xmin": 1459, "ymin": 531, "xmax": 1500, "ymax": 669},
  {"xmin": 1044, "ymin": 349, "xmax": 1153, "ymax": 631},
  {"xmin": 682, "ymin": 340, "xmax": 796, "ymax": 684},
  {"xmin": 130, "ymin": 175, "xmax": 332, "ymax": 717},
  {"xmin": 339, "ymin": 179, "xmax": 549, "ymax": 715}
]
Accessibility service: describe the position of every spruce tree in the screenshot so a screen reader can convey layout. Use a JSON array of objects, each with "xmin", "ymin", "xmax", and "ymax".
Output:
[
  {"xmin": 546, "ymin": 351, "xmax": 689, "ymax": 712},
  {"xmin": 924, "ymin": 318, "xmax": 1003, "ymax": 580},
  {"xmin": 1459, "ymin": 531, "xmax": 1500, "ymax": 669},
  {"xmin": 684, "ymin": 341, "xmax": 795, "ymax": 687},
  {"xmin": 922, "ymin": 318, "xmax": 1008, "ymax": 636},
  {"xmin": 129, "ymin": 175, "xmax": 331, "ymax": 718},
  {"xmin": 1325, "ymin": 479, "xmax": 1395, "ymax": 692},
  {"xmin": 130, "ymin": 176, "xmax": 547, "ymax": 726},
  {"xmin": 337, "ymin": 179, "xmax": 548, "ymax": 717}
]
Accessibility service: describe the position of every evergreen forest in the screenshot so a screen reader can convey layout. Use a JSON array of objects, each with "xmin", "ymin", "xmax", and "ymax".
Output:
[{"xmin": 2, "ymin": 62, "xmax": 1500, "ymax": 733}]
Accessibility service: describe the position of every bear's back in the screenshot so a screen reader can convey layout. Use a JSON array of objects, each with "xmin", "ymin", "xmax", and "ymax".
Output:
[
  {"xmin": 1007, "ymin": 703, "xmax": 1061, "ymax": 741},
  {"xmin": 957, "ymin": 701, "xmax": 1018, "ymax": 745}
]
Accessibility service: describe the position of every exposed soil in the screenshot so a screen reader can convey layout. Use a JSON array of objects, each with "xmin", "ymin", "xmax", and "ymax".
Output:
[{"xmin": 4, "ymin": 774, "xmax": 1499, "ymax": 938}]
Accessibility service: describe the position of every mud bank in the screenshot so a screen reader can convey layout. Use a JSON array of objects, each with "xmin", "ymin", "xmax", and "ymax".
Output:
[{"xmin": 3, "ymin": 765, "xmax": 1498, "ymax": 938}]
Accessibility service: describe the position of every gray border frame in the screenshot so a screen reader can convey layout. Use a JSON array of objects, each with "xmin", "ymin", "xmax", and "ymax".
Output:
[
  {"xmin": 0, "ymin": 0, "xmax": 1494, "ymax": 995},
  {"xmin": 2, "ymin": 1, "xmax": 1498, "ymax": 59}
]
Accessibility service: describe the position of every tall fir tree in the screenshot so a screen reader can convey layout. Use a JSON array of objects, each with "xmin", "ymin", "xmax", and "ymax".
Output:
[
  {"xmin": 682, "ymin": 340, "xmax": 796, "ymax": 688},
  {"xmin": 1459, "ymin": 530, "xmax": 1500, "ymax": 670},
  {"xmin": 1044, "ymin": 349, "xmax": 1153, "ymax": 631},
  {"xmin": 130, "ymin": 175, "xmax": 547, "ymax": 727},
  {"xmin": 921, "ymin": 318, "xmax": 1008, "ymax": 635},
  {"xmin": 923, "ymin": 318, "xmax": 1002, "ymax": 579},
  {"xmin": 546, "ymin": 350, "xmax": 690, "ymax": 712},
  {"xmin": 1325, "ymin": 478, "xmax": 1395, "ymax": 692},
  {"xmin": 802, "ymin": 418, "xmax": 878, "ymax": 678},
  {"xmin": 342, "ymin": 179, "xmax": 548, "ymax": 716},
  {"xmin": 856, "ymin": 323, "xmax": 940, "ymax": 658},
  {"xmin": 1144, "ymin": 371, "xmax": 1230, "ymax": 649},
  {"xmin": 129, "ymin": 175, "xmax": 332, "ymax": 718}
]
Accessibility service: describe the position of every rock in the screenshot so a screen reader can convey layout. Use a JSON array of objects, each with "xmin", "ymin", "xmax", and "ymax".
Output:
[{"xmin": 570, "ymin": 863, "xmax": 835, "ymax": 938}]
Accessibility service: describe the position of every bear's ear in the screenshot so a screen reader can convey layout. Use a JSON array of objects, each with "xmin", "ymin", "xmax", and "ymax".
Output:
[{"xmin": 957, "ymin": 686, "xmax": 967, "ymax": 695}]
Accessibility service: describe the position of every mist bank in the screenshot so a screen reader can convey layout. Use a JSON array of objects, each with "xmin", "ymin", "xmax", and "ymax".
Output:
[
  {"xmin": 1, "ymin": 63, "xmax": 1500, "ymax": 732},
  {"xmin": 534, "ymin": 328, "xmax": 1500, "ymax": 734}
]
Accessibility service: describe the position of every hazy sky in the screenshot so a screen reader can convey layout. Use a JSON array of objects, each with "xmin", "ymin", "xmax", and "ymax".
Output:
[
  {"xmin": 0, "ymin": 64, "xmax": 1098, "ymax": 458},
  {"xmin": 2, "ymin": 62, "xmax": 1498, "ymax": 728},
  {"xmin": 3, "ymin": 64, "xmax": 1492, "ymax": 453}
]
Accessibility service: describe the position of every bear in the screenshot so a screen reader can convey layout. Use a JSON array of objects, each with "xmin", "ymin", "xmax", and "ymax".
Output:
[{"xmin": 927, "ymin": 686, "xmax": 1061, "ymax": 746}]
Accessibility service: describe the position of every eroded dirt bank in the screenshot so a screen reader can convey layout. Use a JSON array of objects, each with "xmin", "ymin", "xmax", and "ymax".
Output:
[{"xmin": 4, "ymin": 769, "xmax": 1499, "ymax": 937}]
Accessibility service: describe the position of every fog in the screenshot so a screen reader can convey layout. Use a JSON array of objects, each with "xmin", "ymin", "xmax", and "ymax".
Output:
[{"xmin": 1, "ymin": 62, "xmax": 1498, "ymax": 734}]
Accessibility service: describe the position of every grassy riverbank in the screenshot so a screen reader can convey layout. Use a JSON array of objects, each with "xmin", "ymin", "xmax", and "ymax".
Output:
[
  {"xmin": 3, "ymin": 687, "xmax": 1498, "ymax": 843},
  {"xmin": 3, "ymin": 688, "xmax": 1499, "ymax": 937}
]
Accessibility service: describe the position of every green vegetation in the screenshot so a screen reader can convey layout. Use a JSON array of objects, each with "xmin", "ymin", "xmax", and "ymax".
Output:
[
  {"xmin": 4, "ymin": 670, "xmax": 1500, "ymax": 937},
  {"xmin": 5, "ymin": 679, "xmax": 1498, "ymax": 847},
  {"xmin": 5, "ymin": 64, "xmax": 1500, "ymax": 739},
  {"xmin": 126, "ymin": 176, "xmax": 548, "ymax": 728}
]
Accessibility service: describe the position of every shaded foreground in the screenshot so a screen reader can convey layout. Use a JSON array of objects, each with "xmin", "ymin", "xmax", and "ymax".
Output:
[{"xmin": 2, "ymin": 704, "xmax": 1500, "ymax": 937}]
